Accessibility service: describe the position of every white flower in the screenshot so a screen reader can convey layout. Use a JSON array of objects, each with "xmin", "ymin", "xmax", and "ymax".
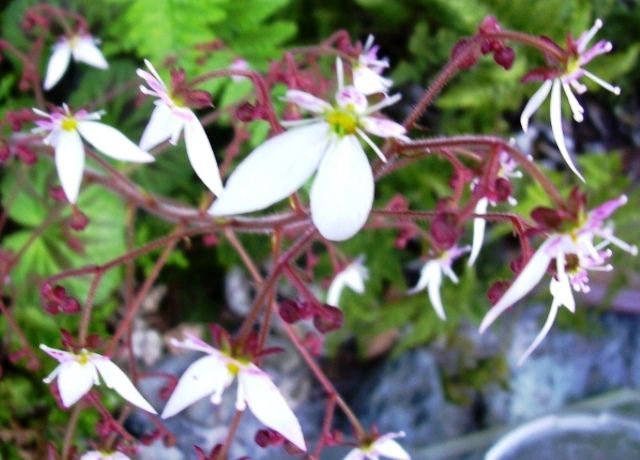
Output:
[
  {"xmin": 137, "ymin": 60, "xmax": 223, "ymax": 196},
  {"xmin": 408, "ymin": 246, "xmax": 470, "ymax": 320},
  {"xmin": 44, "ymin": 33, "xmax": 108, "ymax": 90},
  {"xmin": 40, "ymin": 344, "xmax": 156, "ymax": 413},
  {"xmin": 327, "ymin": 256, "xmax": 369, "ymax": 306},
  {"xmin": 81, "ymin": 451, "xmax": 130, "ymax": 460},
  {"xmin": 161, "ymin": 333, "xmax": 306, "ymax": 452},
  {"xmin": 344, "ymin": 432, "xmax": 410, "ymax": 460},
  {"xmin": 479, "ymin": 195, "xmax": 637, "ymax": 363},
  {"xmin": 229, "ymin": 57, "xmax": 250, "ymax": 82},
  {"xmin": 520, "ymin": 19, "xmax": 620, "ymax": 182},
  {"xmin": 468, "ymin": 151, "xmax": 523, "ymax": 267},
  {"xmin": 353, "ymin": 35, "xmax": 393, "ymax": 95},
  {"xmin": 33, "ymin": 105, "xmax": 154, "ymax": 203},
  {"xmin": 209, "ymin": 59, "xmax": 407, "ymax": 241}
]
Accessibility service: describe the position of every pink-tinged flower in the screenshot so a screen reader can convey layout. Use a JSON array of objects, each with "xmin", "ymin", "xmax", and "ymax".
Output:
[
  {"xmin": 468, "ymin": 151, "xmax": 524, "ymax": 266},
  {"xmin": 44, "ymin": 33, "xmax": 108, "ymax": 90},
  {"xmin": 33, "ymin": 105, "xmax": 154, "ymax": 203},
  {"xmin": 40, "ymin": 344, "xmax": 156, "ymax": 412},
  {"xmin": 209, "ymin": 59, "xmax": 407, "ymax": 241},
  {"xmin": 344, "ymin": 432, "xmax": 410, "ymax": 460},
  {"xmin": 353, "ymin": 35, "xmax": 393, "ymax": 95},
  {"xmin": 408, "ymin": 246, "xmax": 470, "ymax": 320},
  {"xmin": 520, "ymin": 19, "xmax": 620, "ymax": 182},
  {"xmin": 81, "ymin": 451, "xmax": 130, "ymax": 460},
  {"xmin": 229, "ymin": 58, "xmax": 250, "ymax": 82},
  {"xmin": 137, "ymin": 60, "xmax": 223, "ymax": 196},
  {"xmin": 479, "ymin": 195, "xmax": 637, "ymax": 363},
  {"xmin": 327, "ymin": 256, "xmax": 368, "ymax": 307},
  {"xmin": 161, "ymin": 333, "xmax": 306, "ymax": 452}
]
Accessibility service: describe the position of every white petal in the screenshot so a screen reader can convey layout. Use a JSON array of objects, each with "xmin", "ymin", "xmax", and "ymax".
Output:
[
  {"xmin": 407, "ymin": 260, "xmax": 436, "ymax": 294},
  {"xmin": 551, "ymin": 261, "xmax": 575, "ymax": 313},
  {"xmin": 427, "ymin": 266, "xmax": 446, "ymax": 320},
  {"xmin": 361, "ymin": 116, "xmax": 406, "ymax": 139},
  {"xmin": 44, "ymin": 42, "xmax": 72, "ymax": 90},
  {"xmin": 343, "ymin": 448, "xmax": 365, "ymax": 460},
  {"xmin": 356, "ymin": 128, "xmax": 387, "ymax": 163},
  {"xmin": 517, "ymin": 299, "xmax": 560, "ymax": 365},
  {"xmin": 161, "ymin": 355, "xmax": 229, "ymax": 418},
  {"xmin": 184, "ymin": 116, "xmax": 224, "ymax": 196},
  {"xmin": 336, "ymin": 58, "xmax": 344, "ymax": 91},
  {"xmin": 353, "ymin": 67, "xmax": 392, "ymax": 95},
  {"xmin": 335, "ymin": 87, "xmax": 368, "ymax": 113},
  {"xmin": 72, "ymin": 37, "xmax": 108, "ymax": 69},
  {"xmin": 209, "ymin": 122, "xmax": 330, "ymax": 216},
  {"xmin": 561, "ymin": 82, "xmax": 584, "ymax": 122},
  {"xmin": 549, "ymin": 79, "xmax": 585, "ymax": 182},
  {"xmin": 468, "ymin": 198, "xmax": 489, "ymax": 266},
  {"xmin": 93, "ymin": 357, "xmax": 157, "ymax": 413},
  {"xmin": 239, "ymin": 366, "xmax": 306, "ymax": 451},
  {"xmin": 374, "ymin": 438, "xmax": 411, "ymax": 460},
  {"xmin": 284, "ymin": 90, "xmax": 331, "ymax": 113},
  {"xmin": 582, "ymin": 70, "xmax": 621, "ymax": 95},
  {"xmin": 327, "ymin": 276, "xmax": 347, "ymax": 307},
  {"xmin": 479, "ymin": 240, "xmax": 554, "ymax": 333},
  {"xmin": 520, "ymin": 80, "xmax": 552, "ymax": 132},
  {"xmin": 40, "ymin": 344, "xmax": 75, "ymax": 363},
  {"xmin": 310, "ymin": 135, "xmax": 374, "ymax": 241},
  {"xmin": 140, "ymin": 103, "xmax": 177, "ymax": 150},
  {"xmin": 57, "ymin": 361, "xmax": 96, "ymax": 407},
  {"xmin": 54, "ymin": 130, "xmax": 85, "ymax": 204},
  {"xmin": 77, "ymin": 121, "xmax": 155, "ymax": 163},
  {"xmin": 170, "ymin": 332, "xmax": 218, "ymax": 355}
]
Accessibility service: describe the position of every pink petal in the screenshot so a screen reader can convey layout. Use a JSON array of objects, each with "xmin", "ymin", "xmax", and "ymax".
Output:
[{"xmin": 284, "ymin": 90, "xmax": 331, "ymax": 114}]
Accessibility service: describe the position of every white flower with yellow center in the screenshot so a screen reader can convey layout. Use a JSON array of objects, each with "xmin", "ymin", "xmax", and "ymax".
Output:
[
  {"xmin": 344, "ymin": 432, "xmax": 411, "ymax": 460},
  {"xmin": 81, "ymin": 451, "xmax": 130, "ymax": 460},
  {"xmin": 33, "ymin": 105, "xmax": 154, "ymax": 203},
  {"xmin": 40, "ymin": 344, "xmax": 156, "ymax": 413},
  {"xmin": 209, "ymin": 59, "xmax": 406, "ymax": 241},
  {"xmin": 161, "ymin": 333, "xmax": 306, "ymax": 452},
  {"xmin": 327, "ymin": 256, "xmax": 369, "ymax": 307},
  {"xmin": 44, "ymin": 33, "xmax": 108, "ymax": 90}
]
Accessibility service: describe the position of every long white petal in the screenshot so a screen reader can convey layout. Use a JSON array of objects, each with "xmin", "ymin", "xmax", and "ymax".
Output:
[
  {"xmin": 184, "ymin": 116, "xmax": 224, "ymax": 196},
  {"xmin": 353, "ymin": 67, "xmax": 392, "ymax": 95},
  {"xmin": 93, "ymin": 358, "xmax": 156, "ymax": 413},
  {"xmin": 72, "ymin": 37, "xmax": 108, "ymax": 69},
  {"xmin": 327, "ymin": 276, "xmax": 347, "ymax": 307},
  {"xmin": 549, "ymin": 79, "xmax": 585, "ymax": 182},
  {"xmin": 77, "ymin": 121, "xmax": 155, "ymax": 163},
  {"xmin": 161, "ymin": 355, "xmax": 228, "ymax": 419},
  {"xmin": 140, "ymin": 103, "xmax": 177, "ymax": 150},
  {"xmin": 283, "ymin": 90, "xmax": 331, "ymax": 113},
  {"xmin": 54, "ymin": 130, "xmax": 85, "ymax": 204},
  {"xmin": 520, "ymin": 80, "xmax": 552, "ymax": 132},
  {"xmin": 209, "ymin": 123, "xmax": 330, "ymax": 216},
  {"xmin": 240, "ymin": 366, "xmax": 306, "ymax": 451},
  {"xmin": 57, "ymin": 361, "xmax": 96, "ymax": 407},
  {"xmin": 426, "ymin": 266, "xmax": 446, "ymax": 320},
  {"xmin": 517, "ymin": 300, "xmax": 559, "ymax": 365},
  {"xmin": 343, "ymin": 448, "xmax": 365, "ymax": 460},
  {"xmin": 374, "ymin": 438, "xmax": 411, "ymax": 460},
  {"xmin": 479, "ymin": 239, "xmax": 554, "ymax": 333},
  {"xmin": 561, "ymin": 82, "xmax": 584, "ymax": 122},
  {"xmin": 468, "ymin": 198, "xmax": 489, "ymax": 267},
  {"xmin": 310, "ymin": 135, "xmax": 374, "ymax": 241},
  {"xmin": 44, "ymin": 43, "xmax": 72, "ymax": 90}
]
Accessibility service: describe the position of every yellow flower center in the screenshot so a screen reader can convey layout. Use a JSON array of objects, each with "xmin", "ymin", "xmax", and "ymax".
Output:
[
  {"xmin": 61, "ymin": 117, "xmax": 78, "ymax": 132},
  {"xmin": 325, "ymin": 108, "xmax": 358, "ymax": 136},
  {"xmin": 169, "ymin": 92, "xmax": 185, "ymax": 108},
  {"xmin": 76, "ymin": 349, "xmax": 91, "ymax": 365},
  {"xmin": 565, "ymin": 56, "xmax": 581, "ymax": 75}
]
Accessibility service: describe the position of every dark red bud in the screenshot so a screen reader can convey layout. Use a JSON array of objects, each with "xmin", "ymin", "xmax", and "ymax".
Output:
[
  {"xmin": 494, "ymin": 46, "xmax": 515, "ymax": 70},
  {"xmin": 479, "ymin": 16, "xmax": 501, "ymax": 35},
  {"xmin": 530, "ymin": 207, "xmax": 563, "ymax": 230},
  {"xmin": 69, "ymin": 210, "xmax": 89, "ymax": 231},
  {"xmin": 493, "ymin": 177, "xmax": 513, "ymax": 203},
  {"xmin": 49, "ymin": 186, "xmax": 68, "ymax": 202},
  {"xmin": 15, "ymin": 145, "xmax": 37, "ymax": 165},
  {"xmin": 235, "ymin": 102, "xmax": 258, "ymax": 122},
  {"xmin": 44, "ymin": 302, "xmax": 60, "ymax": 315},
  {"xmin": 0, "ymin": 145, "xmax": 10, "ymax": 162},
  {"xmin": 451, "ymin": 39, "xmax": 479, "ymax": 70},
  {"xmin": 431, "ymin": 212, "xmax": 462, "ymax": 249},
  {"xmin": 61, "ymin": 297, "xmax": 81, "ymax": 314},
  {"xmin": 278, "ymin": 299, "xmax": 312, "ymax": 324},
  {"xmin": 60, "ymin": 329, "xmax": 76, "ymax": 349},
  {"xmin": 313, "ymin": 304, "xmax": 344, "ymax": 333},
  {"xmin": 185, "ymin": 90, "xmax": 212, "ymax": 109}
]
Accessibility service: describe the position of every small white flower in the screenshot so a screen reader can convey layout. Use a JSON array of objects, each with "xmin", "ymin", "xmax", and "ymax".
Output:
[
  {"xmin": 479, "ymin": 195, "xmax": 637, "ymax": 363},
  {"xmin": 161, "ymin": 333, "xmax": 306, "ymax": 452},
  {"xmin": 520, "ymin": 19, "xmax": 620, "ymax": 182},
  {"xmin": 210, "ymin": 59, "xmax": 406, "ymax": 241},
  {"xmin": 344, "ymin": 432, "xmax": 410, "ymax": 460},
  {"xmin": 327, "ymin": 256, "xmax": 369, "ymax": 307},
  {"xmin": 44, "ymin": 33, "xmax": 108, "ymax": 90},
  {"xmin": 353, "ymin": 35, "xmax": 393, "ymax": 95},
  {"xmin": 81, "ymin": 451, "xmax": 130, "ymax": 460},
  {"xmin": 40, "ymin": 344, "xmax": 156, "ymax": 413},
  {"xmin": 137, "ymin": 60, "xmax": 223, "ymax": 196},
  {"xmin": 229, "ymin": 57, "xmax": 250, "ymax": 81},
  {"xmin": 408, "ymin": 246, "xmax": 470, "ymax": 320},
  {"xmin": 33, "ymin": 105, "xmax": 154, "ymax": 203}
]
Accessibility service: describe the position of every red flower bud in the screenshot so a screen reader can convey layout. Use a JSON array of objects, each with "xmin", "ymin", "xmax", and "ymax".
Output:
[{"xmin": 313, "ymin": 304, "xmax": 344, "ymax": 333}]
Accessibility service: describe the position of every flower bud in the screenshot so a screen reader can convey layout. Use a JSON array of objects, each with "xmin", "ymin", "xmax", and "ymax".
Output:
[
  {"xmin": 69, "ymin": 210, "xmax": 89, "ymax": 231},
  {"xmin": 278, "ymin": 299, "xmax": 312, "ymax": 324},
  {"xmin": 313, "ymin": 304, "xmax": 344, "ymax": 333}
]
